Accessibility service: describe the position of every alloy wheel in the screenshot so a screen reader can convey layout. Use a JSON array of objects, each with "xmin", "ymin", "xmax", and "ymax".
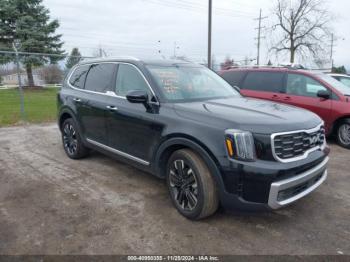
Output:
[
  {"xmin": 63, "ymin": 123, "xmax": 78, "ymax": 155},
  {"xmin": 339, "ymin": 123, "xmax": 350, "ymax": 146},
  {"xmin": 169, "ymin": 159, "xmax": 198, "ymax": 211}
]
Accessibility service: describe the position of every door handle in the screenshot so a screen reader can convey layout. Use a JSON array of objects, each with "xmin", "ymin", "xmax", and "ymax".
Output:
[
  {"xmin": 106, "ymin": 105, "xmax": 118, "ymax": 112},
  {"xmin": 73, "ymin": 98, "xmax": 82, "ymax": 102},
  {"xmin": 272, "ymin": 95, "xmax": 280, "ymax": 99},
  {"xmin": 283, "ymin": 96, "xmax": 291, "ymax": 101}
]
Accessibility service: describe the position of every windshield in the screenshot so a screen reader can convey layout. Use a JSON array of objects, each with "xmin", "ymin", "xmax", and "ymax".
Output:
[
  {"xmin": 338, "ymin": 76, "xmax": 350, "ymax": 88},
  {"xmin": 317, "ymin": 73, "xmax": 350, "ymax": 95},
  {"xmin": 147, "ymin": 65, "xmax": 240, "ymax": 102}
]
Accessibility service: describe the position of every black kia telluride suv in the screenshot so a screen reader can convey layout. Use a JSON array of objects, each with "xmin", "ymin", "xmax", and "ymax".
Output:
[{"xmin": 58, "ymin": 58, "xmax": 330, "ymax": 220}]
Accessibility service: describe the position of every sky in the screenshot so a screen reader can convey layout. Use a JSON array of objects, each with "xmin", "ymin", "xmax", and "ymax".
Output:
[{"xmin": 43, "ymin": 0, "xmax": 350, "ymax": 70}]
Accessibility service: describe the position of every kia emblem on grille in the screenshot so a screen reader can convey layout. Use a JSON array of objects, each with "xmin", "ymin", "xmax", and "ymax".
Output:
[{"xmin": 309, "ymin": 133, "xmax": 323, "ymax": 145}]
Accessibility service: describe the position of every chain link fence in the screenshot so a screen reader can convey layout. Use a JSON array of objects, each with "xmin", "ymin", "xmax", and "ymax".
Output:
[
  {"xmin": 0, "ymin": 51, "xmax": 257, "ymax": 127},
  {"xmin": 0, "ymin": 51, "xmax": 92, "ymax": 127}
]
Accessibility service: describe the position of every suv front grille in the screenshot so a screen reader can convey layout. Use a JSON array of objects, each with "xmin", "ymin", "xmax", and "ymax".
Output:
[{"xmin": 272, "ymin": 125, "xmax": 325, "ymax": 162}]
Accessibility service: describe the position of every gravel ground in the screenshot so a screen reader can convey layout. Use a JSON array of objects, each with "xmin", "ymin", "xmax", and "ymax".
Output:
[{"xmin": 0, "ymin": 124, "xmax": 349, "ymax": 255}]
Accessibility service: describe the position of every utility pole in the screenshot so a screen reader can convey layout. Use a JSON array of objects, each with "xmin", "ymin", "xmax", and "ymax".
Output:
[
  {"xmin": 173, "ymin": 41, "xmax": 180, "ymax": 59},
  {"xmin": 98, "ymin": 45, "xmax": 107, "ymax": 57},
  {"xmin": 330, "ymin": 33, "xmax": 334, "ymax": 69},
  {"xmin": 157, "ymin": 40, "xmax": 166, "ymax": 59},
  {"xmin": 12, "ymin": 40, "xmax": 25, "ymax": 121},
  {"xmin": 254, "ymin": 9, "xmax": 267, "ymax": 65},
  {"xmin": 157, "ymin": 40, "xmax": 161, "ymax": 55},
  {"xmin": 208, "ymin": 0, "xmax": 212, "ymax": 69}
]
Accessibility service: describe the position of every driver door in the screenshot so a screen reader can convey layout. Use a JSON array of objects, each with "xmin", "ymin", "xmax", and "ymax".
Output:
[
  {"xmin": 106, "ymin": 63, "xmax": 162, "ymax": 163},
  {"xmin": 280, "ymin": 73, "xmax": 332, "ymax": 132}
]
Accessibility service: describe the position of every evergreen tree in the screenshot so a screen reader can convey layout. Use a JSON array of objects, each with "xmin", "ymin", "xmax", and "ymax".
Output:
[
  {"xmin": 0, "ymin": 0, "xmax": 64, "ymax": 87},
  {"xmin": 332, "ymin": 66, "xmax": 347, "ymax": 74},
  {"xmin": 65, "ymin": 48, "xmax": 82, "ymax": 69}
]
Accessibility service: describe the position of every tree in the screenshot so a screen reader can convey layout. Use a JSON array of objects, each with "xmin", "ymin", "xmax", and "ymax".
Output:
[
  {"xmin": 332, "ymin": 65, "xmax": 347, "ymax": 74},
  {"xmin": 220, "ymin": 56, "xmax": 236, "ymax": 70},
  {"xmin": 0, "ymin": 0, "xmax": 64, "ymax": 87},
  {"xmin": 65, "ymin": 48, "xmax": 82, "ymax": 69},
  {"xmin": 314, "ymin": 58, "xmax": 329, "ymax": 69},
  {"xmin": 270, "ymin": 0, "xmax": 332, "ymax": 63},
  {"xmin": 39, "ymin": 64, "xmax": 63, "ymax": 84}
]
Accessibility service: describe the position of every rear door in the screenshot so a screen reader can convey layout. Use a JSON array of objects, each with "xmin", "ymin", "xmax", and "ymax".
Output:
[
  {"xmin": 240, "ymin": 71, "xmax": 285, "ymax": 102},
  {"xmin": 281, "ymin": 73, "xmax": 332, "ymax": 131},
  {"xmin": 67, "ymin": 65, "xmax": 90, "ymax": 127},
  {"xmin": 79, "ymin": 63, "xmax": 117, "ymax": 144}
]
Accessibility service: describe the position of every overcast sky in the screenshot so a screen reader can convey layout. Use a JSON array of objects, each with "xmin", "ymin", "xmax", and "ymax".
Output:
[{"xmin": 43, "ymin": 0, "xmax": 350, "ymax": 70}]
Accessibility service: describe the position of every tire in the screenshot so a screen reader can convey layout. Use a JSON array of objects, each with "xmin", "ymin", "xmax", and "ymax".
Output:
[
  {"xmin": 61, "ymin": 118, "xmax": 89, "ymax": 159},
  {"xmin": 166, "ymin": 149, "xmax": 219, "ymax": 220},
  {"xmin": 336, "ymin": 119, "xmax": 350, "ymax": 149}
]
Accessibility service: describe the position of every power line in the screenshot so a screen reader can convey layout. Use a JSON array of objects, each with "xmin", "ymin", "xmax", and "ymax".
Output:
[
  {"xmin": 0, "ymin": 50, "xmax": 93, "ymax": 58},
  {"xmin": 254, "ymin": 9, "xmax": 267, "ymax": 65},
  {"xmin": 144, "ymin": 0, "xmax": 256, "ymax": 18},
  {"xmin": 175, "ymin": 0, "xmax": 257, "ymax": 15}
]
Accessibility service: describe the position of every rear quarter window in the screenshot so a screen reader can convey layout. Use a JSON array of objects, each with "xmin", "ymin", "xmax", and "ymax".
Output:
[
  {"xmin": 221, "ymin": 71, "xmax": 246, "ymax": 87},
  {"xmin": 241, "ymin": 71, "xmax": 284, "ymax": 93},
  {"xmin": 69, "ymin": 65, "xmax": 90, "ymax": 89}
]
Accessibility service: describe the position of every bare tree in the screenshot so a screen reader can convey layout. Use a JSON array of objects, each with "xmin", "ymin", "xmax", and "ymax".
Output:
[
  {"xmin": 270, "ymin": 0, "xmax": 332, "ymax": 63},
  {"xmin": 220, "ymin": 56, "xmax": 237, "ymax": 70},
  {"xmin": 39, "ymin": 65, "xmax": 63, "ymax": 85}
]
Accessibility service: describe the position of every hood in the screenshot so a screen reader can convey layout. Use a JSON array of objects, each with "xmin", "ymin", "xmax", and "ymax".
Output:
[{"xmin": 173, "ymin": 97, "xmax": 322, "ymax": 134}]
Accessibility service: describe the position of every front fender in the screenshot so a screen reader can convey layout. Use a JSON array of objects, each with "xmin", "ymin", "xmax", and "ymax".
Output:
[{"xmin": 153, "ymin": 137, "xmax": 226, "ymax": 195}]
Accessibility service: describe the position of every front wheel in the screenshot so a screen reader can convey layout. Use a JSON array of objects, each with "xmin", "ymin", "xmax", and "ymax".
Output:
[
  {"xmin": 336, "ymin": 119, "xmax": 350, "ymax": 149},
  {"xmin": 166, "ymin": 149, "xmax": 219, "ymax": 220}
]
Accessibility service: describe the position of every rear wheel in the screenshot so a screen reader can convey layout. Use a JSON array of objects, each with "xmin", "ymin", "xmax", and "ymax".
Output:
[
  {"xmin": 61, "ymin": 118, "xmax": 89, "ymax": 159},
  {"xmin": 166, "ymin": 149, "xmax": 219, "ymax": 220},
  {"xmin": 336, "ymin": 119, "xmax": 350, "ymax": 149}
]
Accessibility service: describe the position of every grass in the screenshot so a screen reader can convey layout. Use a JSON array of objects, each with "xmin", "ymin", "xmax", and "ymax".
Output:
[{"xmin": 0, "ymin": 87, "xmax": 59, "ymax": 126}]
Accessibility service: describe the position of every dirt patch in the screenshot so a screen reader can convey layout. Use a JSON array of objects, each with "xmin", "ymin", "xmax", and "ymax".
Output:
[{"xmin": 0, "ymin": 124, "xmax": 349, "ymax": 255}]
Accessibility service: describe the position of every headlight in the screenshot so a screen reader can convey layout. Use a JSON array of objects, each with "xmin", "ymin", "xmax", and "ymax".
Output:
[{"xmin": 225, "ymin": 129, "xmax": 255, "ymax": 161}]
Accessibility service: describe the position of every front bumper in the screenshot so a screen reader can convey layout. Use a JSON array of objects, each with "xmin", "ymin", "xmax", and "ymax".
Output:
[
  {"xmin": 218, "ymin": 151, "xmax": 329, "ymax": 211},
  {"xmin": 268, "ymin": 156, "xmax": 328, "ymax": 209}
]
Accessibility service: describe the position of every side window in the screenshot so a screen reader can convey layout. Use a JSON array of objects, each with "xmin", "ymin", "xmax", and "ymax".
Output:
[
  {"xmin": 85, "ymin": 63, "xmax": 116, "ymax": 93},
  {"xmin": 241, "ymin": 72, "xmax": 284, "ymax": 92},
  {"xmin": 116, "ymin": 64, "xmax": 150, "ymax": 97},
  {"xmin": 221, "ymin": 71, "xmax": 246, "ymax": 87},
  {"xmin": 286, "ymin": 74, "xmax": 328, "ymax": 97},
  {"xmin": 69, "ymin": 65, "xmax": 89, "ymax": 89}
]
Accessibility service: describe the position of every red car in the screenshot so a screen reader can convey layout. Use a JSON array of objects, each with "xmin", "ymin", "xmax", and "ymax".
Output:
[{"xmin": 220, "ymin": 67, "xmax": 350, "ymax": 149}]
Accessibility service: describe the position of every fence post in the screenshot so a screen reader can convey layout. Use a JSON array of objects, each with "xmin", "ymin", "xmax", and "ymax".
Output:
[{"xmin": 12, "ymin": 41, "xmax": 25, "ymax": 121}]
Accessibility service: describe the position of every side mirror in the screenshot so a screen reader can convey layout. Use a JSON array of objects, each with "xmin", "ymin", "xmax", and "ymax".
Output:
[
  {"xmin": 126, "ymin": 90, "xmax": 149, "ymax": 104},
  {"xmin": 317, "ymin": 90, "xmax": 330, "ymax": 100}
]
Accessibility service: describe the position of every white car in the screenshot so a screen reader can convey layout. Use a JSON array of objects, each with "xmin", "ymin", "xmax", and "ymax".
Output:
[{"xmin": 328, "ymin": 73, "xmax": 350, "ymax": 87}]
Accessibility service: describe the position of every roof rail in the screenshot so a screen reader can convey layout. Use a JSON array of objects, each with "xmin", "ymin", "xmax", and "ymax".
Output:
[
  {"xmin": 227, "ymin": 64, "xmax": 306, "ymax": 70},
  {"xmin": 105, "ymin": 56, "xmax": 140, "ymax": 61},
  {"xmin": 80, "ymin": 56, "xmax": 140, "ymax": 62}
]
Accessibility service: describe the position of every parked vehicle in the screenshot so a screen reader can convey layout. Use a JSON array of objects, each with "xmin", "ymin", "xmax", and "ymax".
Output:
[
  {"xmin": 220, "ymin": 67, "xmax": 350, "ymax": 149},
  {"xmin": 58, "ymin": 58, "xmax": 329, "ymax": 219},
  {"xmin": 328, "ymin": 73, "xmax": 350, "ymax": 88}
]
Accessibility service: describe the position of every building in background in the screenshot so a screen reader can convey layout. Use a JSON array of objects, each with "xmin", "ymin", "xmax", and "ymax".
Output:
[{"xmin": 1, "ymin": 71, "xmax": 46, "ymax": 86}]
